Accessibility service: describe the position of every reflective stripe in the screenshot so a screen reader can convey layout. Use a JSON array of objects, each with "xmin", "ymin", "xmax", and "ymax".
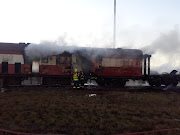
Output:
[{"xmin": 73, "ymin": 73, "xmax": 79, "ymax": 81}]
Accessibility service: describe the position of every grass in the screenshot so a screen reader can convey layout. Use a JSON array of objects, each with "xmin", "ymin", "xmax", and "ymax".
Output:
[{"xmin": 0, "ymin": 87, "xmax": 180, "ymax": 135}]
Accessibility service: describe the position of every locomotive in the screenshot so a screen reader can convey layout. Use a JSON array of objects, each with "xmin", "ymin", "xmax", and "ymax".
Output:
[{"xmin": 0, "ymin": 42, "xmax": 178, "ymax": 87}]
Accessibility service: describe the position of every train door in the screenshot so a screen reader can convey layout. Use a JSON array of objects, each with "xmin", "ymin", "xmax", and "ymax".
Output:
[
  {"xmin": 15, "ymin": 63, "xmax": 21, "ymax": 73},
  {"xmin": 2, "ymin": 62, "xmax": 8, "ymax": 73},
  {"xmin": 72, "ymin": 54, "xmax": 82, "ymax": 73},
  {"xmin": 72, "ymin": 53, "xmax": 93, "ymax": 75},
  {"xmin": 32, "ymin": 61, "xmax": 39, "ymax": 73}
]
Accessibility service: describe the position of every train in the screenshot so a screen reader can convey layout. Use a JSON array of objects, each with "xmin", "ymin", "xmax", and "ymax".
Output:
[{"xmin": 0, "ymin": 42, "xmax": 179, "ymax": 88}]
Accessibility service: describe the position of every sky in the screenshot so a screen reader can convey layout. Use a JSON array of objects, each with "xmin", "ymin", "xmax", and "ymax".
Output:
[{"xmin": 1, "ymin": 0, "xmax": 180, "ymax": 72}]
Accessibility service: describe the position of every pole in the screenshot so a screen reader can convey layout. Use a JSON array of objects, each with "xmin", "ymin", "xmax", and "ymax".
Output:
[{"xmin": 114, "ymin": 0, "xmax": 116, "ymax": 48}]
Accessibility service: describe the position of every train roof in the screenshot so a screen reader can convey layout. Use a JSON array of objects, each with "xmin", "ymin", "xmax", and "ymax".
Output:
[
  {"xmin": 0, "ymin": 42, "xmax": 143, "ymax": 58},
  {"xmin": 0, "ymin": 42, "xmax": 29, "ymax": 54},
  {"xmin": 75, "ymin": 47, "xmax": 143, "ymax": 58}
]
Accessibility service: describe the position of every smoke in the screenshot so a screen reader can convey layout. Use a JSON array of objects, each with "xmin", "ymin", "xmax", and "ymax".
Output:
[
  {"xmin": 24, "ymin": 36, "xmax": 115, "ymax": 75},
  {"xmin": 141, "ymin": 26, "xmax": 180, "ymax": 55},
  {"xmin": 25, "ymin": 39, "xmax": 79, "ymax": 60},
  {"xmin": 25, "ymin": 26, "xmax": 180, "ymax": 74},
  {"xmin": 141, "ymin": 26, "xmax": 180, "ymax": 73},
  {"xmin": 25, "ymin": 35, "xmax": 116, "ymax": 61}
]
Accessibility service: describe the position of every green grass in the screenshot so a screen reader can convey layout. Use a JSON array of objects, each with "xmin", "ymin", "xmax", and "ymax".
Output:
[{"xmin": 0, "ymin": 87, "xmax": 180, "ymax": 135}]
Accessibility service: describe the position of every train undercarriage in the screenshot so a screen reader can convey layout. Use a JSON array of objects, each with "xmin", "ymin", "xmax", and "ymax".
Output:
[{"xmin": 1, "ymin": 71, "xmax": 180, "ymax": 89}]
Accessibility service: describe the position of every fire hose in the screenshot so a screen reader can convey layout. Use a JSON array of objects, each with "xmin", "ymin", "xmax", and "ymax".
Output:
[
  {"xmin": 115, "ymin": 128, "xmax": 180, "ymax": 135},
  {"xmin": 0, "ymin": 128, "xmax": 65, "ymax": 135},
  {"xmin": 0, "ymin": 128, "xmax": 179, "ymax": 135}
]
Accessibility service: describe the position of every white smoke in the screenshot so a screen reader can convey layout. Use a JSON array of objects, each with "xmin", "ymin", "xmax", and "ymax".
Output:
[
  {"xmin": 141, "ymin": 26, "xmax": 180, "ymax": 55},
  {"xmin": 24, "ymin": 26, "xmax": 180, "ymax": 74},
  {"xmin": 25, "ymin": 39, "xmax": 78, "ymax": 60},
  {"xmin": 141, "ymin": 26, "xmax": 180, "ymax": 73},
  {"xmin": 24, "ymin": 35, "xmax": 115, "ymax": 61}
]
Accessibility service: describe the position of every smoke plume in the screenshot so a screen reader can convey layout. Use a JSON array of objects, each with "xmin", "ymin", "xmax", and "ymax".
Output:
[
  {"xmin": 25, "ymin": 26, "xmax": 180, "ymax": 74},
  {"xmin": 25, "ymin": 35, "xmax": 116, "ymax": 61},
  {"xmin": 141, "ymin": 26, "xmax": 180, "ymax": 55},
  {"xmin": 141, "ymin": 26, "xmax": 180, "ymax": 73},
  {"xmin": 25, "ymin": 40, "xmax": 78, "ymax": 60}
]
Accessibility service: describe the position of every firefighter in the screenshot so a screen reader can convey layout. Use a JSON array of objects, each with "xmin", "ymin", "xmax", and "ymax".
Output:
[
  {"xmin": 73, "ymin": 69, "xmax": 80, "ymax": 89},
  {"xmin": 79, "ymin": 71, "xmax": 85, "ymax": 89}
]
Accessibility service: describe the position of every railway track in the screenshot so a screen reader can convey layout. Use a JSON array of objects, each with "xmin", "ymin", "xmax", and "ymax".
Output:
[{"xmin": 3, "ymin": 84, "xmax": 180, "ymax": 94}]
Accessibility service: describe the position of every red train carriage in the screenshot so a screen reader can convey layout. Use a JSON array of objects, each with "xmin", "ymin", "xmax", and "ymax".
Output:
[
  {"xmin": 0, "ymin": 43, "xmax": 73, "ymax": 87},
  {"xmin": 0, "ymin": 42, "xmax": 151, "ymax": 87},
  {"xmin": 89, "ymin": 48, "xmax": 145, "ymax": 86},
  {"xmin": 22, "ymin": 52, "xmax": 72, "ymax": 85},
  {"xmin": 0, "ymin": 43, "xmax": 28, "ymax": 87},
  {"xmin": 39, "ymin": 52, "xmax": 72, "ymax": 85},
  {"xmin": 67, "ymin": 47, "xmax": 150, "ymax": 86},
  {"xmin": 91, "ymin": 48, "xmax": 143, "ymax": 76}
]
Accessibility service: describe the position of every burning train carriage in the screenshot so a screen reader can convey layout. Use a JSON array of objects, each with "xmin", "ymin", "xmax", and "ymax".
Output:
[
  {"xmin": 3, "ymin": 42, "xmax": 176, "ymax": 88},
  {"xmin": 0, "ymin": 42, "xmax": 151, "ymax": 87},
  {"xmin": 23, "ymin": 52, "xmax": 73, "ymax": 85},
  {"xmin": 58, "ymin": 47, "xmax": 149, "ymax": 86},
  {"xmin": 39, "ymin": 52, "xmax": 72, "ymax": 85},
  {"xmin": 90, "ymin": 48, "xmax": 145, "ymax": 86},
  {"xmin": 0, "ymin": 43, "xmax": 74, "ymax": 86}
]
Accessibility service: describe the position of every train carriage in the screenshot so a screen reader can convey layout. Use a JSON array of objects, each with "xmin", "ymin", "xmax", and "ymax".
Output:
[
  {"xmin": 2, "ymin": 42, "xmax": 177, "ymax": 88},
  {"xmin": 88, "ymin": 48, "xmax": 146, "ymax": 86}
]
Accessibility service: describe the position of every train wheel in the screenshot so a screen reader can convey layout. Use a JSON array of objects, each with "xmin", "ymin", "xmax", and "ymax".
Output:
[
  {"xmin": 0, "ymin": 78, "xmax": 4, "ymax": 88},
  {"xmin": 96, "ymin": 78, "xmax": 105, "ymax": 86},
  {"xmin": 154, "ymin": 78, "xmax": 161, "ymax": 87},
  {"xmin": 148, "ymin": 81, "xmax": 154, "ymax": 87},
  {"xmin": 172, "ymin": 81, "xmax": 178, "ymax": 86},
  {"xmin": 7, "ymin": 77, "xmax": 22, "ymax": 86},
  {"xmin": 148, "ymin": 78, "xmax": 155, "ymax": 87},
  {"xmin": 116, "ymin": 79, "xmax": 126, "ymax": 87},
  {"xmin": 105, "ymin": 79, "xmax": 112, "ymax": 86}
]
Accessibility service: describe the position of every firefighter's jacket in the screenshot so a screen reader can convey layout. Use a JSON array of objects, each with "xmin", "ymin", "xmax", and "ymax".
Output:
[{"xmin": 73, "ymin": 73, "xmax": 79, "ymax": 81}]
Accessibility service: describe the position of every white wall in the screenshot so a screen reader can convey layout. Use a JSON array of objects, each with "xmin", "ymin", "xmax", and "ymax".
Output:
[{"xmin": 0, "ymin": 54, "xmax": 24, "ymax": 64}]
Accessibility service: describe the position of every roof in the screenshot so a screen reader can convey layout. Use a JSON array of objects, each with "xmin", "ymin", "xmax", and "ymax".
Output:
[
  {"xmin": 0, "ymin": 42, "xmax": 29, "ymax": 54},
  {"xmin": 75, "ymin": 47, "xmax": 143, "ymax": 58}
]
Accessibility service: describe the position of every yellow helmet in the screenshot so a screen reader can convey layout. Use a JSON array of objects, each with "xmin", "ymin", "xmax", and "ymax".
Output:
[{"xmin": 75, "ymin": 69, "xmax": 78, "ymax": 72}]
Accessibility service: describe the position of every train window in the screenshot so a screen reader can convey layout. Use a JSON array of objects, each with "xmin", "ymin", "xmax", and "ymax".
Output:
[
  {"xmin": 41, "ymin": 58, "xmax": 48, "ymax": 63},
  {"xmin": 2, "ymin": 62, "xmax": 8, "ymax": 73},
  {"xmin": 59, "ymin": 57, "xmax": 71, "ymax": 64},
  {"xmin": 15, "ymin": 63, "xmax": 21, "ymax": 73},
  {"xmin": 129, "ymin": 59, "xmax": 134, "ymax": 67},
  {"xmin": 136, "ymin": 61, "xmax": 140, "ymax": 67},
  {"xmin": 102, "ymin": 58, "xmax": 111, "ymax": 67},
  {"xmin": 110, "ymin": 59, "xmax": 116, "ymax": 66},
  {"xmin": 123, "ymin": 60, "xmax": 125, "ymax": 66},
  {"xmin": 123, "ymin": 59, "xmax": 129, "ymax": 66},
  {"xmin": 60, "ymin": 57, "xmax": 65, "ymax": 64}
]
